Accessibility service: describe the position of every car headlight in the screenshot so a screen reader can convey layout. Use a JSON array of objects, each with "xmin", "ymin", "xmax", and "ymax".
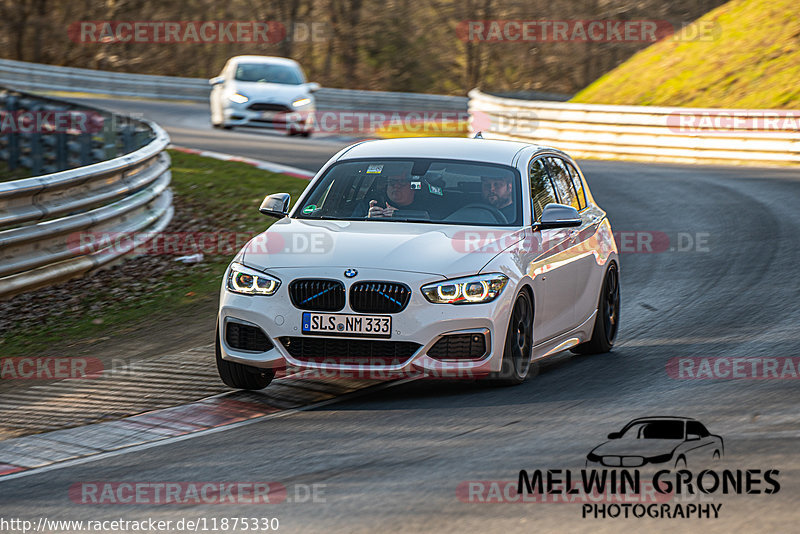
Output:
[
  {"xmin": 421, "ymin": 273, "xmax": 508, "ymax": 304},
  {"xmin": 229, "ymin": 93, "xmax": 249, "ymax": 104},
  {"xmin": 226, "ymin": 263, "xmax": 280, "ymax": 296},
  {"xmin": 292, "ymin": 97, "xmax": 312, "ymax": 108},
  {"xmin": 645, "ymin": 453, "xmax": 674, "ymax": 464}
]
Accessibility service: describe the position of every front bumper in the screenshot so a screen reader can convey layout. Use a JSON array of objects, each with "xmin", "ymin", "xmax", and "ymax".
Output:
[
  {"xmin": 223, "ymin": 102, "xmax": 314, "ymax": 131},
  {"xmin": 217, "ymin": 267, "xmax": 516, "ymax": 378}
]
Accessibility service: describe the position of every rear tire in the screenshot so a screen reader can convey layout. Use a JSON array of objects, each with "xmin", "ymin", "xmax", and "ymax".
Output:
[
  {"xmin": 487, "ymin": 290, "xmax": 534, "ymax": 386},
  {"xmin": 216, "ymin": 327, "xmax": 274, "ymax": 390},
  {"xmin": 572, "ymin": 262, "xmax": 619, "ymax": 355}
]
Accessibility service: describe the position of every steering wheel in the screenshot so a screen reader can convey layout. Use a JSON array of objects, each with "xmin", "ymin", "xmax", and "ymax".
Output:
[{"xmin": 458, "ymin": 203, "xmax": 508, "ymax": 224}]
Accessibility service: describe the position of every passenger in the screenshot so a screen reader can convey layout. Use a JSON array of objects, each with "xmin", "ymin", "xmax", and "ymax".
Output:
[{"xmin": 480, "ymin": 175, "xmax": 516, "ymax": 223}]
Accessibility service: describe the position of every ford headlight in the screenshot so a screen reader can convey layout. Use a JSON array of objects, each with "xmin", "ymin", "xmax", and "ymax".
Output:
[
  {"xmin": 292, "ymin": 97, "xmax": 312, "ymax": 107},
  {"xmin": 226, "ymin": 263, "xmax": 280, "ymax": 296},
  {"xmin": 421, "ymin": 274, "xmax": 508, "ymax": 304},
  {"xmin": 229, "ymin": 93, "xmax": 249, "ymax": 104}
]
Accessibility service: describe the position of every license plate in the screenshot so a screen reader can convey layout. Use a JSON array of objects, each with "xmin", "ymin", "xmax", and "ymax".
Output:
[{"xmin": 302, "ymin": 312, "xmax": 392, "ymax": 338}]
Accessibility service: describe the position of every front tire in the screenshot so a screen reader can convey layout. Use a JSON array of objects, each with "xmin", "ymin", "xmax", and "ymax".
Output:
[
  {"xmin": 216, "ymin": 328, "xmax": 274, "ymax": 390},
  {"xmin": 488, "ymin": 290, "xmax": 534, "ymax": 385},
  {"xmin": 572, "ymin": 262, "xmax": 619, "ymax": 355}
]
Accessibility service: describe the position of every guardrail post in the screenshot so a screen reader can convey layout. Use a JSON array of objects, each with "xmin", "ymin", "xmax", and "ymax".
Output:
[
  {"xmin": 78, "ymin": 132, "xmax": 92, "ymax": 166},
  {"xmin": 121, "ymin": 122, "xmax": 134, "ymax": 153},
  {"xmin": 30, "ymin": 131, "xmax": 43, "ymax": 175},
  {"xmin": 103, "ymin": 112, "xmax": 117, "ymax": 159},
  {"xmin": 55, "ymin": 130, "xmax": 68, "ymax": 171},
  {"xmin": 6, "ymin": 94, "xmax": 20, "ymax": 170}
]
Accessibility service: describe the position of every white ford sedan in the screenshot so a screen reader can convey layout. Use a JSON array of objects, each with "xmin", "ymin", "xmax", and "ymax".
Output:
[
  {"xmin": 216, "ymin": 137, "xmax": 619, "ymax": 389},
  {"xmin": 209, "ymin": 55, "xmax": 319, "ymax": 135}
]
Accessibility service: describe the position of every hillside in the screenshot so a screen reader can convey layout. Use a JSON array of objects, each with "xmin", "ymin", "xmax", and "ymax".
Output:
[{"xmin": 572, "ymin": 0, "xmax": 800, "ymax": 109}]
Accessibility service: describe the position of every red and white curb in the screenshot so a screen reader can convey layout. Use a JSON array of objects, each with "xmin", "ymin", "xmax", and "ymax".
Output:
[
  {"xmin": 0, "ymin": 372, "xmax": 414, "ymax": 481},
  {"xmin": 169, "ymin": 145, "xmax": 316, "ymax": 180}
]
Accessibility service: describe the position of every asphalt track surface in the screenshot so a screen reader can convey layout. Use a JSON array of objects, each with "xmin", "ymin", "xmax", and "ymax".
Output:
[{"xmin": 2, "ymin": 97, "xmax": 799, "ymax": 532}]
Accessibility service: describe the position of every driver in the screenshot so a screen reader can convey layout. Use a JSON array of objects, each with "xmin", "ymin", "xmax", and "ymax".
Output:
[
  {"xmin": 368, "ymin": 168, "xmax": 433, "ymax": 218},
  {"xmin": 480, "ymin": 174, "xmax": 516, "ymax": 223}
]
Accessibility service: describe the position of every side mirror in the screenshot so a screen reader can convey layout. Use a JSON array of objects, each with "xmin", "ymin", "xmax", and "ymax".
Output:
[
  {"xmin": 259, "ymin": 193, "xmax": 291, "ymax": 218},
  {"xmin": 306, "ymin": 82, "xmax": 321, "ymax": 93},
  {"xmin": 687, "ymin": 433, "xmax": 701, "ymax": 441},
  {"xmin": 209, "ymin": 76, "xmax": 225, "ymax": 86},
  {"xmin": 534, "ymin": 203, "xmax": 581, "ymax": 230},
  {"xmin": 607, "ymin": 432, "xmax": 621, "ymax": 440}
]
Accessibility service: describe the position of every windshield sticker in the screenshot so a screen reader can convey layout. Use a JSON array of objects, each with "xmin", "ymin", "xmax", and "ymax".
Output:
[
  {"xmin": 428, "ymin": 184, "xmax": 443, "ymax": 196},
  {"xmin": 302, "ymin": 205, "xmax": 317, "ymax": 214},
  {"xmin": 366, "ymin": 164, "xmax": 384, "ymax": 174}
]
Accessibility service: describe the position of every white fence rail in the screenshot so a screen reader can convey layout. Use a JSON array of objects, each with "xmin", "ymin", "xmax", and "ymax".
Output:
[{"xmin": 468, "ymin": 89, "xmax": 800, "ymax": 166}]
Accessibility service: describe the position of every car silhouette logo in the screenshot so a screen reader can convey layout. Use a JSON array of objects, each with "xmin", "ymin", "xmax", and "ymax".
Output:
[
  {"xmin": 586, "ymin": 416, "xmax": 724, "ymax": 469},
  {"xmin": 344, "ymin": 269, "xmax": 358, "ymax": 278}
]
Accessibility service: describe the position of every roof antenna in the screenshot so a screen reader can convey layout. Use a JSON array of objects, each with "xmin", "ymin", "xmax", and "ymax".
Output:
[{"xmin": 473, "ymin": 131, "xmax": 484, "ymax": 139}]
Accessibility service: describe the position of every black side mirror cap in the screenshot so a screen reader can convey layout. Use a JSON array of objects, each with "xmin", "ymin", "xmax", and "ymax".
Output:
[
  {"xmin": 259, "ymin": 193, "xmax": 291, "ymax": 218},
  {"xmin": 534, "ymin": 203, "xmax": 582, "ymax": 230}
]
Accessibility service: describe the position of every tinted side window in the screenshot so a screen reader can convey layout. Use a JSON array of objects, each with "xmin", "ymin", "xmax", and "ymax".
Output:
[
  {"xmin": 545, "ymin": 157, "xmax": 580, "ymax": 211},
  {"xmin": 686, "ymin": 421, "xmax": 710, "ymax": 437},
  {"xmin": 529, "ymin": 159, "xmax": 557, "ymax": 221},
  {"xmin": 563, "ymin": 161, "xmax": 587, "ymax": 210}
]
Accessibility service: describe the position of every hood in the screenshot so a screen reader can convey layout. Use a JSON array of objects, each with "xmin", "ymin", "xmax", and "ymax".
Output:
[
  {"xmin": 240, "ymin": 218, "xmax": 524, "ymax": 278},
  {"xmin": 590, "ymin": 438, "xmax": 683, "ymax": 458},
  {"xmin": 231, "ymin": 81, "xmax": 309, "ymax": 104}
]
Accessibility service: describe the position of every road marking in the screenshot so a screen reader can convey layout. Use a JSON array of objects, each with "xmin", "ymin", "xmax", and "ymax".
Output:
[{"xmin": 169, "ymin": 145, "xmax": 316, "ymax": 180}]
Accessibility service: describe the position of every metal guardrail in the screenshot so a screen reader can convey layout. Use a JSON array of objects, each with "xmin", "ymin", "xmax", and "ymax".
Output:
[
  {"xmin": 468, "ymin": 89, "xmax": 800, "ymax": 166},
  {"xmin": 0, "ymin": 87, "xmax": 172, "ymax": 299},
  {"xmin": 0, "ymin": 59, "xmax": 468, "ymax": 112},
  {"xmin": 1, "ymin": 88, "xmax": 153, "ymax": 176}
]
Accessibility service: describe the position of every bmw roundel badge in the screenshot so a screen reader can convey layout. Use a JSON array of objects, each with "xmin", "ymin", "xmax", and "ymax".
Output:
[{"xmin": 344, "ymin": 268, "xmax": 358, "ymax": 278}]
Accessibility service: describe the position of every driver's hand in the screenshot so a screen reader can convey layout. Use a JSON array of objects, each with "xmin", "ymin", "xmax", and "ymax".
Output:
[{"xmin": 368, "ymin": 200, "xmax": 396, "ymax": 218}]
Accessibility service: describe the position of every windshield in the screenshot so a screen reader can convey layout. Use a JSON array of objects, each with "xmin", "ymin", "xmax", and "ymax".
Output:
[
  {"xmin": 295, "ymin": 158, "xmax": 522, "ymax": 226},
  {"xmin": 234, "ymin": 63, "xmax": 305, "ymax": 84},
  {"xmin": 620, "ymin": 421, "xmax": 685, "ymax": 440}
]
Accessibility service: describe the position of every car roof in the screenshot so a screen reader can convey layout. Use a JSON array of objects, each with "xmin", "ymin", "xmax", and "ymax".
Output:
[
  {"xmin": 229, "ymin": 55, "xmax": 300, "ymax": 67},
  {"xmin": 626, "ymin": 416, "xmax": 699, "ymax": 424},
  {"xmin": 337, "ymin": 137, "xmax": 550, "ymax": 166}
]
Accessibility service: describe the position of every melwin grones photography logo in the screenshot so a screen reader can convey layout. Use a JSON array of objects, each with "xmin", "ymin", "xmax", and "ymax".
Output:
[{"xmin": 458, "ymin": 416, "xmax": 781, "ymax": 519}]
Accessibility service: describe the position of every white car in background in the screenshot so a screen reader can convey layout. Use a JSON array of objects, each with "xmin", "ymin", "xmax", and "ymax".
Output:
[
  {"xmin": 209, "ymin": 55, "xmax": 319, "ymax": 136},
  {"xmin": 216, "ymin": 137, "xmax": 620, "ymax": 389}
]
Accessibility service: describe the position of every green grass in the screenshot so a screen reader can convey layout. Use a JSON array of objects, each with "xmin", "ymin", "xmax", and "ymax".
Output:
[
  {"xmin": 572, "ymin": 0, "xmax": 800, "ymax": 109},
  {"xmin": 0, "ymin": 150, "xmax": 310, "ymax": 358},
  {"xmin": 1, "ymin": 162, "xmax": 31, "ymax": 180}
]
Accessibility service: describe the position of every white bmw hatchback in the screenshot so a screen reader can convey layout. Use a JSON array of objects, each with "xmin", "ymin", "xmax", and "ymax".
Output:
[{"xmin": 216, "ymin": 137, "xmax": 619, "ymax": 389}]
